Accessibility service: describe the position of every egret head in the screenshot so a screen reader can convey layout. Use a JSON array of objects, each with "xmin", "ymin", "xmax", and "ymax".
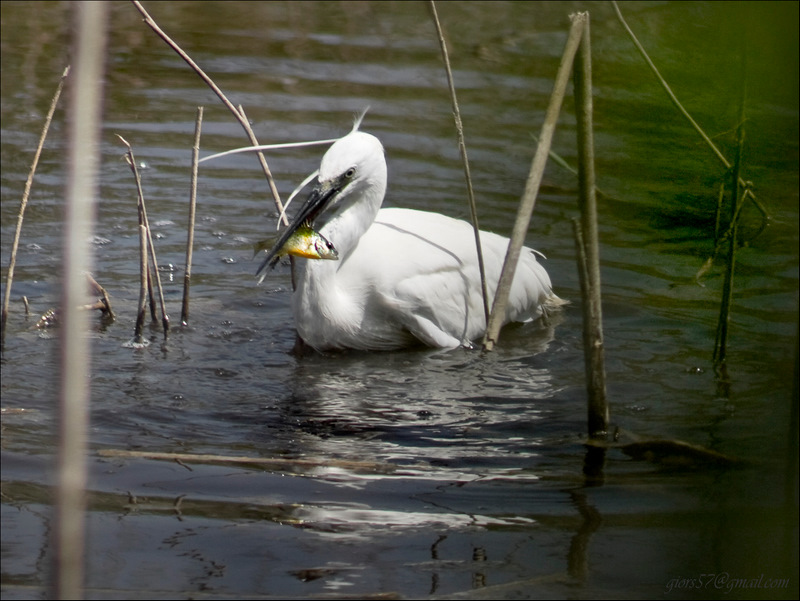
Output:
[
  {"xmin": 315, "ymin": 131, "xmax": 386, "ymax": 213},
  {"xmin": 256, "ymin": 130, "xmax": 387, "ymax": 278}
]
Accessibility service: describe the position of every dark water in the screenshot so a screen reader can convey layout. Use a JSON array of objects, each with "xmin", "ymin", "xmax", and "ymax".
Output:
[{"xmin": 2, "ymin": 1, "xmax": 797, "ymax": 599}]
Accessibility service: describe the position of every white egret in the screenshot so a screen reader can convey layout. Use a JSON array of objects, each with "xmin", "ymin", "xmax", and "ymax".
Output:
[{"xmin": 257, "ymin": 129, "xmax": 562, "ymax": 351}]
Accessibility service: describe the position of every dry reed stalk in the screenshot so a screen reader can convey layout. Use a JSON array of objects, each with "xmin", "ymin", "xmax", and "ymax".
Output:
[
  {"xmin": 134, "ymin": 223, "xmax": 148, "ymax": 345},
  {"xmin": 119, "ymin": 135, "xmax": 170, "ymax": 338},
  {"xmin": 2, "ymin": 66, "xmax": 69, "ymax": 349},
  {"xmin": 573, "ymin": 13, "xmax": 608, "ymax": 438},
  {"xmin": 428, "ymin": 0, "xmax": 490, "ymax": 326},
  {"xmin": 130, "ymin": 1, "xmax": 288, "ymax": 227},
  {"xmin": 483, "ymin": 14, "xmax": 585, "ymax": 350},
  {"xmin": 86, "ymin": 272, "xmax": 114, "ymax": 319},
  {"xmin": 182, "ymin": 107, "xmax": 203, "ymax": 326},
  {"xmin": 53, "ymin": 4, "xmax": 107, "ymax": 599}
]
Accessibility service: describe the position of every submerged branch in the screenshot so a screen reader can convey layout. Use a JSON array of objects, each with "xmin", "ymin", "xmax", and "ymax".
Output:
[{"xmin": 98, "ymin": 448, "xmax": 405, "ymax": 475}]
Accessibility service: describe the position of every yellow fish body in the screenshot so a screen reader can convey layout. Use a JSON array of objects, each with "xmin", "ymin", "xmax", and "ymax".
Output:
[{"xmin": 255, "ymin": 223, "xmax": 338, "ymax": 268}]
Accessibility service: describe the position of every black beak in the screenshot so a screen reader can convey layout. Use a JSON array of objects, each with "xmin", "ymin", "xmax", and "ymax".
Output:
[{"xmin": 256, "ymin": 178, "xmax": 341, "ymax": 277}]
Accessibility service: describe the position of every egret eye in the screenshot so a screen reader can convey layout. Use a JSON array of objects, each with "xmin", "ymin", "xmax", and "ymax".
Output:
[{"xmin": 344, "ymin": 167, "xmax": 356, "ymax": 179}]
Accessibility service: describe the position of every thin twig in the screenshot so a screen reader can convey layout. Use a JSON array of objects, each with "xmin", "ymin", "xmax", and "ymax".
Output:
[
  {"xmin": 428, "ymin": 0, "xmax": 490, "ymax": 326},
  {"xmin": 483, "ymin": 14, "xmax": 585, "ymax": 350},
  {"xmin": 611, "ymin": 0, "xmax": 767, "ymax": 221},
  {"xmin": 2, "ymin": 66, "xmax": 70, "ymax": 349},
  {"xmin": 182, "ymin": 107, "xmax": 203, "ymax": 326},
  {"xmin": 130, "ymin": 1, "xmax": 288, "ymax": 227},
  {"xmin": 530, "ymin": 132, "xmax": 608, "ymax": 198}
]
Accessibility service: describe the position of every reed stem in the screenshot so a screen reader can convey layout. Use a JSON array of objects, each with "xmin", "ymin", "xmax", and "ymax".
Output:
[
  {"xmin": 53, "ymin": 4, "xmax": 106, "ymax": 599},
  {"xmin": 428, "ymin": 0, "xmax": 490, "ymax": 326},
  {"xmin": 483, "ymin": 13, "xmax": 585, "ymax": 350},
  {"xmin": 182, "ymin": 107, "xmax": 203, "ymax": 326},
  {"xmin": 120, "ymin": 136, "xmax": 170, "ymax": 338},
  {"xmin": 134, "ymin": 223, "xmax": 148, "ymax": 345},
  {"xmin": 2, "ymin": 66, "xmax": 69, "ymax": 349},
  {"xmin": 573, "ymin": 13, "xmax": 608, "ymax": 438},
  {"xmin": 713, "ymin": 22, "xmax": 748, "ymax": 371}
]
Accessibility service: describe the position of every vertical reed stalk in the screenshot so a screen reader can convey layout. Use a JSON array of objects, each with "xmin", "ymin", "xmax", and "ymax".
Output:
[
  {"xmin": 2, "ymin": 66, "xmax": 70, "ymax": 349},
  {"xmin": 713, "ymin": 29, "xmax": 748, "ymax": 371},
  {"xmin": 713, "ymin": 124, "xmax": 745, "ymax": 369},
  {"xmin": 120, "ymin": 136, "xmax": 170, "ymax": 338},
  {"xmin": 134, "ymin": 224, "xmax": 149, "ymax": 345},
  {"xmin": 53, "ymin": 4, "xmax": 107, "ymax": 599},
  {"xmin": 483, "ymin": 13, "xmax": 585, "ymax": 350},
  {"xmin": 428, "ymin": 0, "xmax": 490, "ymax": 326},
  {"xmin": 182, "ymin": 107, "xmax": 203, "ymax": 326},
  {"xmin": 573, "ymin": 13, "xmax": 608, "ymax": 438}
]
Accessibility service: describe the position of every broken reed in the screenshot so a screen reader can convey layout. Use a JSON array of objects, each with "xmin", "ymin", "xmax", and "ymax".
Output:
[
  {"xmin": 118, "ymin": 135, "xmax": 170, "ymax": 341},
  {"xmin": 572, "ymin": 13, "xmax": 609, "ymax": 438},
  {"xmin": 483, "ymin": 13, "xmax": 585, "ymax": 351}
]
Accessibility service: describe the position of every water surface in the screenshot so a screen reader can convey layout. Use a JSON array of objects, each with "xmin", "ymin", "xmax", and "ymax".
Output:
[{"xmin": 2, "ymin": 1, "xmax": 797, "ymax": 599}]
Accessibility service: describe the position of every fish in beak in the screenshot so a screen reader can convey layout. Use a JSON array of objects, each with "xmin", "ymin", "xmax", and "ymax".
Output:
[
  {"xmin": 253, "ymin": 222, "xmax": 338, "ymax": 269},
  {"xmin": 256, "ymin": 172, "xmax": 350, "ymax": 278}
]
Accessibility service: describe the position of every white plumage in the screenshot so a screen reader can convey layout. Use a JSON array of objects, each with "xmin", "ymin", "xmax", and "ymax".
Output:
[{"xmin": 258, "ymin": 129, "xmax": 561, "ymax": 351}]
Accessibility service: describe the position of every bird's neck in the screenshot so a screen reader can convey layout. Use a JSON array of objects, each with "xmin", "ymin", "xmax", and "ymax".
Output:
[{"xmin": 319, "ymin": 182, "xmax": 384, "ymax": 260}]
